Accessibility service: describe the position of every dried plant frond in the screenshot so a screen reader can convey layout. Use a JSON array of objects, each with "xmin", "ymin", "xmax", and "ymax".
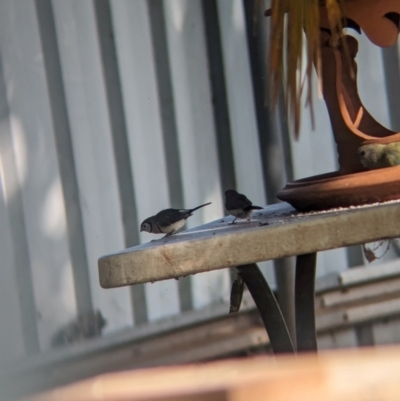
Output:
[
  {"xmin": 265, "ymin": 0, "xmax": 346, "ymax": 139},
  {"xmin": 325, "ymin": 0, "xmax": 344, "ymax": 45}
]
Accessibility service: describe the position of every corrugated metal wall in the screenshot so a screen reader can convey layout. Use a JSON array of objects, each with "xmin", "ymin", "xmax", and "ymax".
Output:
[{"xmin": 0, "ymin": 0, "xmax": 399, "ymax": 365}]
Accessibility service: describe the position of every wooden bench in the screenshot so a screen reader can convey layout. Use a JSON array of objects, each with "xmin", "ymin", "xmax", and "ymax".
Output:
[
  {"xmin": 27, "ymin": 345, "xmax": 400, "ymax": 401},
  {"xmin": 98, "ymin": 200, "xmax": 400, "ymax": 354}
]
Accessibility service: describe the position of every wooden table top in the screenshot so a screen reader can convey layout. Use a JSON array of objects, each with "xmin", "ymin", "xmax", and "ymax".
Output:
[
  {"xmin": 27, "ymin": 345, "xmax": 400, "ymax": 401},
  {"xmin": 98, "ymin": 200, "xmax": 400, "ymax": 288}
]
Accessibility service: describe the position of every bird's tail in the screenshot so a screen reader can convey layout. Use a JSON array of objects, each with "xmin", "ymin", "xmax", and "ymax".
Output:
[
  {"xmin": 190, "ymin": 202, "xmax": 212, "ymax": 213},
  {"xmin": 250, "ymin": 205, "xmax": 263, "ymax": 210}
]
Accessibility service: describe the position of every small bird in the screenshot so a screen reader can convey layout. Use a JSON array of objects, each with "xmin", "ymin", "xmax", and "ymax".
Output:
[
  {"xmin": 224, "ymin": 189, "xmax": 263, "ymax": 224},
  {"xmin": 140, "ymin": 202, "xmax": 211, "ymax": 237},
  {"xmin": 358, "ymin": 142, "xmax": 400, "ymax": 169}
]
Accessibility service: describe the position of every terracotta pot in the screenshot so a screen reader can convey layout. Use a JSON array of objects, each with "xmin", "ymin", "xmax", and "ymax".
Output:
[{"xmin": 278, "ymin": 2, "xmax": 400, "ymax": 211}]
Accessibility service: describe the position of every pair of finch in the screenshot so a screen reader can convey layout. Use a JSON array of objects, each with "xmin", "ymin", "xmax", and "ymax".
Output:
[
  {"xmin": 140, "ymin": 189, "xmax": 263, "ymax": 237},
  {"xmin": 138, "ymin": 141, "xmax": 400, "ymax": 238}
]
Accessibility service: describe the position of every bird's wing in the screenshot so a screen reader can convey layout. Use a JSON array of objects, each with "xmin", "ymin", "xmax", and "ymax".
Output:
[
  {"xmin": 226, "ymin": 193, "xmax": 252, "ymax": 210},
  {"xmin": 155, "ymin": 208, "xmax": 189, "ymax": 227}
]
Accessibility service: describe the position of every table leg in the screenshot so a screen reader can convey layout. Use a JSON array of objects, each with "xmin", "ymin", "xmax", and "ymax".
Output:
[
  {"xmin": 295, "ymin": 253, "xmax": 317, "ymax": 352},
  {"xmin": 237, "ymin": 264, "xmax": 294, "ymax": 354}
]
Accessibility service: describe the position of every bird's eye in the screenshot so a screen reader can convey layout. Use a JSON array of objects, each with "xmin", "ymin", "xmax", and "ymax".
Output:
[{"xmin": 360, "ymin": 151, "xmax": 365, "ymax": 156}]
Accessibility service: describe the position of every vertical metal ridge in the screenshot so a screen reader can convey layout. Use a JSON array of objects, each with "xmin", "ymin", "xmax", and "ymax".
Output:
[
  {"xmin": 242, "ymin": 0, "xmax": 286, "ymax": 201},
  {"xmin": 382, "ymin": 45, "xmax": 400, "ymax": 131},
  {"xmin": 148, "ymin": 0, "xmax": 184, "ymax": 210},
  {"xmin": 93, "ymin": 0, "xmax": 147, "ymax": 324},
  {"xmin": 277, "ymin": 90, "xmax": 295, "ymax": 183},
  {"xmin": 202, "ymin": 0, "xmax": 236, "ymax": 195},
  {"xmin": 148, "ymin": 0, "xmax": 192, "ymax": 311},
  {"xmin": 243, "ymin": 0, "xmax": 296, "ymax": 341},
  {"xmin": 93, "ymin": 0, "xmax": 139, "ymax": 248},
  {"xmin": 0, "ymin": 56, "xmax": 39, "ymax": 354},
  {"xmin": 202, "ymin": 0, "xmax": 237, "ymax": 285},
  {"xmin": 35, "ymin": 0, "xmax": 93, "ymax": 314}
]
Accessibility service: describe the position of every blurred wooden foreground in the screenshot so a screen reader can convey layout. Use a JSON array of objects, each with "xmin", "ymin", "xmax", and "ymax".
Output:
[{"xmin": 26, "ymin": 345, "xmax": 400, "ymax": 401}]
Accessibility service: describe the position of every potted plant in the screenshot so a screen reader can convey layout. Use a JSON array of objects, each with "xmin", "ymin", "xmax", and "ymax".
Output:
[{"xmin": 265, "ymin": 0, "xmax": 400, "ymax": 211}]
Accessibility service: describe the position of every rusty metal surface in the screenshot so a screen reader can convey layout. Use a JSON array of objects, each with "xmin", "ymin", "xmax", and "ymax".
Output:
[{"xmin": 98, "ymin": 200, "xmax": 400, "ymax": 288}]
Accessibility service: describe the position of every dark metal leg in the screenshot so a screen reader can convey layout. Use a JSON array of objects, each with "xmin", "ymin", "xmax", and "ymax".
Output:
[
  {"xmin": 295, "ymin": 253, "xmax": 317, "ymax": 352},
  {"xmin": 237, "ymin": 264, "xmax": 294, "ymax": 354}
]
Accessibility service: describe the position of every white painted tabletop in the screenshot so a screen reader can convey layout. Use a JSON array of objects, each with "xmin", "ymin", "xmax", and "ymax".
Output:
[{"xmin": 98, "ymin": 200, "xmax": 400, "ymax": 288}]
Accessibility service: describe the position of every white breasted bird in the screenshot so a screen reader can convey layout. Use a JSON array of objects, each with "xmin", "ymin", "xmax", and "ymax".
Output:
[
  {"xmin": 224, "ymin": 189, "xmax": 263, "ymax": 224},
  {"xmin": 140, "ymin": 202, "xmax": 211, "ymax": 237}
]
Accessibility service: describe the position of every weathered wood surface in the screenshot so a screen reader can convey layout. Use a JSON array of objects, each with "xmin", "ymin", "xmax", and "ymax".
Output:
[
  {"xmin": 99, "ymin": 200, "xmax": 400, "ymax": 288},
  {"xmin": 10, "ymin": 258, "xmax": 400, "ymax": 399},
  {"xmin": 27, "ymin": 345, "xmax": 400, "ymax": 401}
]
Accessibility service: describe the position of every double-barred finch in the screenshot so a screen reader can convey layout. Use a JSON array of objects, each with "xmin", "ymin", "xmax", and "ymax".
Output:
[
  {"xmin": 224, "ymin": 189, "xmax": 263, "ymax": 224},
  {"xmin": 140, "ymin": 202, "xmax": 211, "ymax": 237},
  {"xmin": 358, "ymin": 142, "xmax": 400, "ymax": 169}
]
